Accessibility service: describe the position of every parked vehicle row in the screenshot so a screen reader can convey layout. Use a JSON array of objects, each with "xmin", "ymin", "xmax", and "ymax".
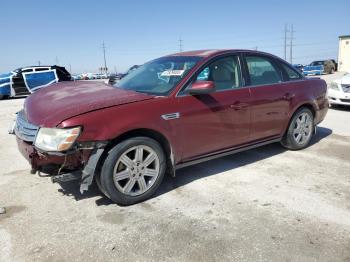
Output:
[
  {"xmin": 10, "ymin": 49, "xmax": 329, "ymax": 205},
  {"xmin": 108, "ymin": 65, "xmax": 139, "ymax": 85},
  {"xmin": 73, "ymin": 73, "xmax": 108, "ymax": 80},
  {"xmin": 0, "ymin": 65, "xmax": 71, "ymax": 99}
]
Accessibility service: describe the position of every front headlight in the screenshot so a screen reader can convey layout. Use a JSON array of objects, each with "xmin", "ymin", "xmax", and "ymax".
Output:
[
  {"xmin": 328, "ymin": 82, "xmax": 340, "ymax": 91},
  {"xmin": 34, "ymin": 127, "xmax": 81, "ymax": 152}
]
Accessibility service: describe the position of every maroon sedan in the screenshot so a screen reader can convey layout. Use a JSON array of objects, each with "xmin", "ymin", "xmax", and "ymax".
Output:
[{"xmin": 12, "ymin": 50, "xmax": 328, "ymax": 205}]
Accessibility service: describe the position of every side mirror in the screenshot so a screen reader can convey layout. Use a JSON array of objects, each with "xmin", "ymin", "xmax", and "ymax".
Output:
[{"xmin": 188, "ymin": 81, "xmax": 215, "ymax": 95}]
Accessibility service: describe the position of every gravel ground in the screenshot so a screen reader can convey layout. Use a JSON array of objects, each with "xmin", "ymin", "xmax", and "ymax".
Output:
[{"xmin": 0, "ymin": 74, "xmax": 350, "ymax": 262}]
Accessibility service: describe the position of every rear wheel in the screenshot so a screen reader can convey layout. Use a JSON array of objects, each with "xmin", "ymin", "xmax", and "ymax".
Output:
[
  {"xmin": 281, "ymin": 108, "xmax": 314, "ymax": 150},
  {"xmin": 100, "ymin": 137, "xmax": 166, "ymax": 205}
]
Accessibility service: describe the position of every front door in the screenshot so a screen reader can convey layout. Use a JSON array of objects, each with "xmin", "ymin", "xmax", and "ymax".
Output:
[{"xmin": 176, "ymin": 55, "xmax": 251, "ymax": 161}]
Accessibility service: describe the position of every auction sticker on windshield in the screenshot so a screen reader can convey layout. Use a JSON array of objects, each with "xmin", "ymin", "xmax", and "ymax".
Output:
[{"xmin": 160, "ymin": 70, "xmax": 185, "ymax": 76}]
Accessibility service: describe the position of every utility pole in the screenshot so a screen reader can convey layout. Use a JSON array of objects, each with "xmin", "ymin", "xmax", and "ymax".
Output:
[
  {"xmin": 102, "ymin": 41, "xmax": 108, "ymax": 74},
  {"xmin": 38, "ymin": 60, "xmax": 41, "ymax": 66},
  {"xmin": 55, "ymin": 56, "xmax": 59, "ymax": 65},
  {"xmin": 289, "ymin": 24, "xmax": 295, "ymax": 64},
  {"xmin": 179, "ymin": 37, "xmax": 183, "ymax": 52},
  {"xmin": 284, "ymin": 24, "xmax": 289, "ymax": 60}
]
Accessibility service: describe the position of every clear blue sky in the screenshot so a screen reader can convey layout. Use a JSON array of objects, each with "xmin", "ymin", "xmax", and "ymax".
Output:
[{"xmin": 1, "ymin": 0, "xmax": 349, "ymax": 74}]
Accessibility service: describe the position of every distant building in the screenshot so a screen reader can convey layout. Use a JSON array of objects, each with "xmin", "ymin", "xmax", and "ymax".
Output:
[{"xmin": 338, "ymin": 35, "xmax": 350, "ymax": 72}]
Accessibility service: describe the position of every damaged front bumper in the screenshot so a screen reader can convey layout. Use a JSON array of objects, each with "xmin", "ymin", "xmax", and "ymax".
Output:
[
  {"xmin": 11, "ymin": 111, "xmax": 107, "ymax": 193},
  {"xmin": 15, "ymin": 136, "xmax": 106, "ymax": 193}
]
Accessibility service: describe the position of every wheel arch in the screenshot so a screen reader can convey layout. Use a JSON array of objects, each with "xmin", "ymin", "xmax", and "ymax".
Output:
[
  {"xmin": 283, "ymin": 103, "xmax": 316, "ymax": 136},
  {"xmin": 296, "ymin": 103, "xmax": 316, "ymax": 117},
  {"xmin": 95, "ymin": 128, "xmax": 175, "ymax": 183}
]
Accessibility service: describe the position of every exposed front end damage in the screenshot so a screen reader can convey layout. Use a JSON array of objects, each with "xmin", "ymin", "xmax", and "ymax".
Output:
[
  {"xmin": 12, "ymin": 110, "xmax": 107, "ymax": 193},
  {"xmin": 16, "ymin": 136, "xmax": 107, "ymax": 193}
]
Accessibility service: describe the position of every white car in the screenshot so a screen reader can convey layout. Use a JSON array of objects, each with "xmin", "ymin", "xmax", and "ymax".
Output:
[{"xmin": 328, "ymin": 73, "xmax": 350, "ymax": 106}]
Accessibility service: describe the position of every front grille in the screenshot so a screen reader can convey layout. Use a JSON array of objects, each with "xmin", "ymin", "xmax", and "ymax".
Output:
[
  {"xmin": 341, "ymin": 84, "xmax": 350, "ymax": 93},
  {"xmin": 14, "ymin": 110, "xmax": 39, "ymax": 142},
  {"xmin": 340, "ymin": 98, "xmax": 350, "ymax": 103}
]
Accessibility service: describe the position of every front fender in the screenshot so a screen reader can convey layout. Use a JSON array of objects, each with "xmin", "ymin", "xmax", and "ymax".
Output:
[{"xmin": 58, "ymin": 97, "xmax": 181, "ymax": 162}]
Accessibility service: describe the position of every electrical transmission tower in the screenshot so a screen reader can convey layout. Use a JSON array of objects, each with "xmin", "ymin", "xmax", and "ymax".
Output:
[
  {"xmin": 289, "ymin": 24, "xmax": 295, "ymax": 64},
  {"xmin": 284, "ymin": 24, "xmax": 289, "ymax": 60},
  {"xmin": 102, "ymin": 41, "xmax": 108, "ymax": 74},
  {"xmin": 179, "ymin": 37, "xmax": 183, "ymax": 52},
  {"xmin": 283, "ymin": 24, "xmax": 295, "ymax": 63}
]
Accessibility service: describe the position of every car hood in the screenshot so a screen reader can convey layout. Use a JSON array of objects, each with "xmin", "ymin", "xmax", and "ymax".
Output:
[
  {"xmin": 25, "ymin": 81, "xmax": 154, "ymax": 127},
  {"xmin": 337, "ymin": 73, "xmax": 350, "ymax": 85}
]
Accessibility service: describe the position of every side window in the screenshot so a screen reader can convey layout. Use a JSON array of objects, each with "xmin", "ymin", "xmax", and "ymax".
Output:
[
  {"xmin": 35, "ymin": 67, "xmax": 50, "ymax": 72},
  {"xmin": 197, "ymin": 67, "xmax": 209, "ymax": 81},
  {"xmin": 21, "ymin": 68, "xmax": 33, "ymax": 73},
  {"xmin": 245, "ymin": 56, "xmax": 282, "ymax": 86},
  {"xmin": 281, "ymin": 63, "xmax": 302, "ymax": 81},
  {"xmin": 195, "ymin": 56, "xmax": 241, "ymax": 91}
]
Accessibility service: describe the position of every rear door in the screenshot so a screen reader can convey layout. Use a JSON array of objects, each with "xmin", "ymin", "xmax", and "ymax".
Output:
[
  {"xmin": 242, "ymin": 54, "xmax": 291, "ymax": 141},
  {"xmin": 176, "ymin": 54, "xmax": 251, "ymax": 161}
]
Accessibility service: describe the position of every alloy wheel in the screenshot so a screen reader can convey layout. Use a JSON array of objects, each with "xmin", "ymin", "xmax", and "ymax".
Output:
[
  {"xmin": 292, "ymin": 112, "xmax": 312, "ymax": 145},
  {"xmin": 113, "ymin": 145, "xmax": 160, "ymax": 196}
]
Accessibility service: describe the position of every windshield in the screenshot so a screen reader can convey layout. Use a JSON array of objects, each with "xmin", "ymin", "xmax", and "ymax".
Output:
[
  {"xmin": 310, "ymin": 61, "xmax": 324, "ymax": 66},
  {"xmin": 115, "ymin": 56, "xmax": 202, "ymax": 95}
]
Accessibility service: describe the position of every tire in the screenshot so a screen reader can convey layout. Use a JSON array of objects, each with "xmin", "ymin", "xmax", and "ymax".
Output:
[
  {"xmin": 100, "ymin": 137, "xmax": 166, "ymax": 205},
  {"xmin": 94, "ymin": 172, "xmax": 110, "ymax": 198},
  {"xmin": 281, "ymin": 107, "xmax": 314, "ymax": 150}
]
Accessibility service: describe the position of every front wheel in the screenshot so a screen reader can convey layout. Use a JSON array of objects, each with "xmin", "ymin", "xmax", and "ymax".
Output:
[
  {"xmin": 281, "ymin": 108, "xmax": 314, "ymax": 150},
  {"xmin": 100, "ymin": 137, "xmax": 166, "ymax": 205}
]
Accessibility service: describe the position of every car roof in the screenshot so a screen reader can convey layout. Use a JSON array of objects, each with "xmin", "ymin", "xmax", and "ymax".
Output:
[
  {"xmin": 15, "ymin": 65, "xmax": 66, "ymax": 70},
  {"xmin": 168, "ymin": 49, "xmax": 282, "ymax": 59}
]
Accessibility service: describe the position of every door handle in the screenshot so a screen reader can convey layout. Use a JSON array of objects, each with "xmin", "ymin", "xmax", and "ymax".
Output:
[
  {"xmin": 282, "ymin": 93, "xmax": 295, "ymax": 101},
  {"xmin": 230, "ymin": 102, "xmax": 249, "ymax": 110}
]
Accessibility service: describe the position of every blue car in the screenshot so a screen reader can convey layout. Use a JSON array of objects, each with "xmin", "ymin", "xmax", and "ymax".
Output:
[
  {"xmin": 302, "ymin": 60, "xmax": 336, "ymax": 76},
  {"xmin": 0, "ymin": 65, "xmax": 71, "ymax": 99}
]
